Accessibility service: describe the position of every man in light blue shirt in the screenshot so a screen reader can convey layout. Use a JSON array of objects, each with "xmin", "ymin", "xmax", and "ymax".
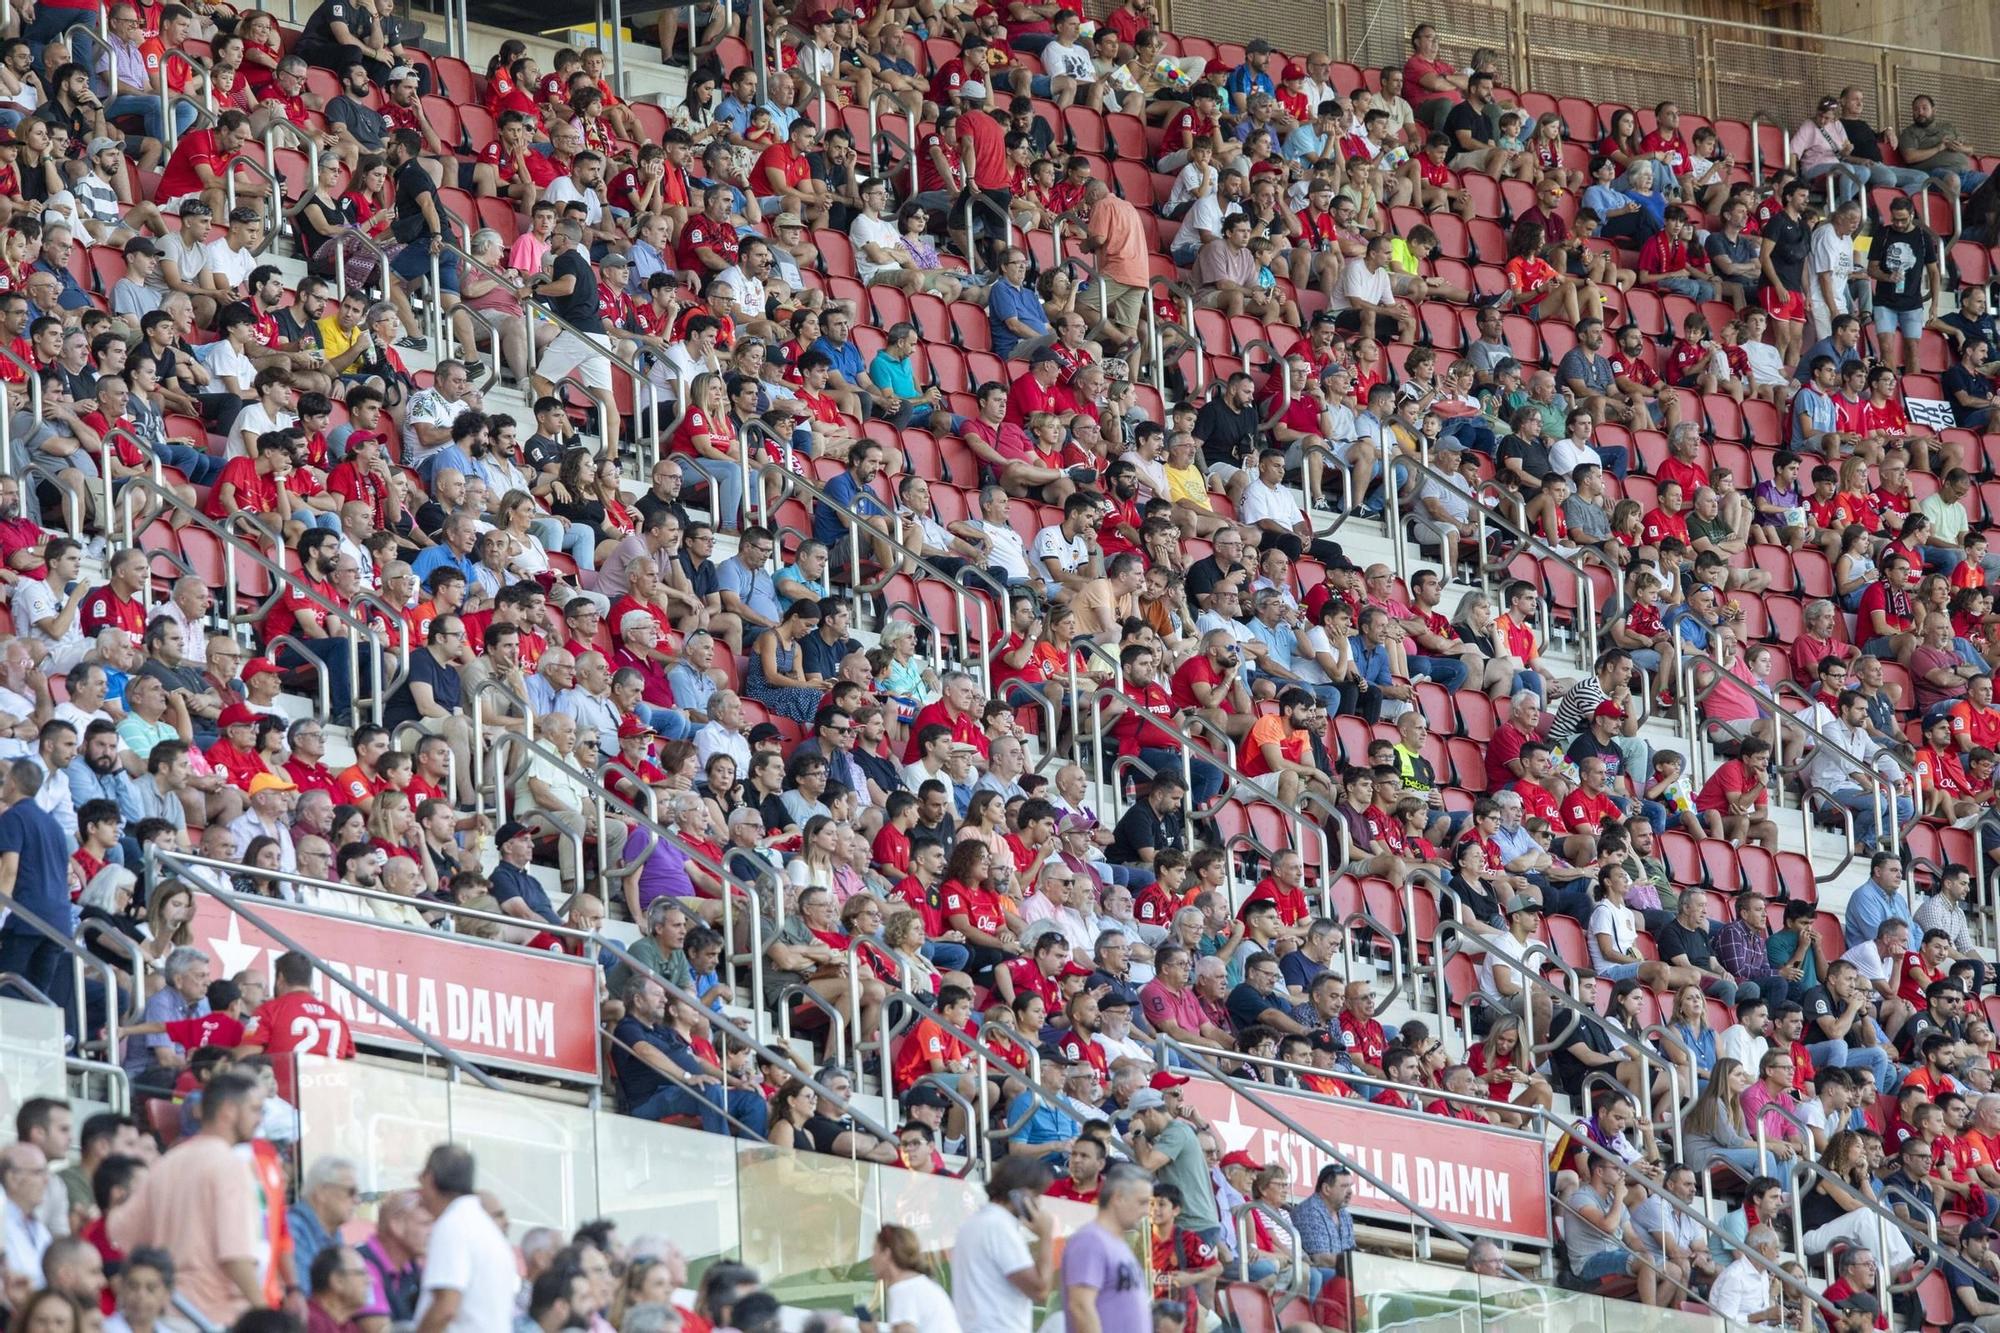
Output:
[
  {"xmin": 1843, "ymin": 850, "xmax": 1916, "ymax": 948},
  {"xmin": 987, "ymin": 248, "xmax": 1051, "ymax": 360},
  {"xmin": 1005, "ymin": 1055, "xmax": 1085, "ymax": 1166},
  {"xmin": 1791, "ymin": 355, "xmax": 1843, "ymax": 451},
  {"xmin": 1350, "ymin": 607, "xmax": 1413, "ymax": 723},
  {"xmin": 716, "ymin": 528, "xmax": 782, "ymax": 647},
  {"xmin": 1245, "ymin": 591, "xmax": 1302, "ymax": 686}
]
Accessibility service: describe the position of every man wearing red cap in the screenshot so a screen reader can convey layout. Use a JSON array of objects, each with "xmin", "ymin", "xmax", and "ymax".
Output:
[
  {"xmin": 239, "ymin": 658, "xmax": 287, "ymax": 717},
  {"xmin": 204, "ymin": 701, "xmax": 266, "ymax": 791},
  {"xmin": 605, "ymin": 714, "xmax": 667, "ymax": 806}
]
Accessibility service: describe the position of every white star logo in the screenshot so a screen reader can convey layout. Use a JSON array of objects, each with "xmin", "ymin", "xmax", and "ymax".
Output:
[
  {"xmin": 207, "ymin": 914, "xmax": 269, "ymax": 981},
  {"xmin": 1208, "ymin": 1091, "xmax": 1260, "ymax": 1154}
]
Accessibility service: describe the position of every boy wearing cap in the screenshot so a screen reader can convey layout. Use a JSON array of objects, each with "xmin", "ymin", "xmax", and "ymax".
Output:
[{"xmin": 72, "ymin": 136, "xmax": 164, "ymax": 247}]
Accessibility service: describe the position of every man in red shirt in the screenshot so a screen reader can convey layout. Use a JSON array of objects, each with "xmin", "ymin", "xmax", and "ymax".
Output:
[
  {"xmin": 1951, "ymin": 674, "xmax": 2000, "ymax": 754},
  {"xmin": 1484, "ymin": 690, "xmax": 1544, "ymax": 791},
  {"xmin": 755, "ymin": 119, "xmax": 830, "ymax": 228},
  {"xmin": 1336, "ymin": 981, "xmax": 1387, "ymax": 1077},
  {"xmin": 1636, "ymin": 101, "xmax": 1693, "ymax": 176},
  {"xmin": 265, "ymin": 529, "xmax": 359, "ymax": 723},
  {"xmin": 1858, "ymin": 553, "xmax": 1918, "ymax": 661},
  {"xmin": 903, "ymin": 672, "xmax": 986, "ymax": 762},
  {"xmin": 238, "ymin": 950, "xmax": 354, "ymax": 1104},
  {"xmin": 472, "ymin": 110, "xmax": 562, "ymax": 203},
  {"xmin": 204, "ymin": 431, "xmax": 297, "ymax": 525},
  {"xmin": 1559, "ymin": 755, "xmax": 1624, "ymax": 836},
  {"xmin": 995, "ymin": 933, "xmax": 1068, "ymax": 1008},
  {"xmin": 1171, "ymin": 629, "xmax": 1254, "ymax": 740},
  {"xmin": 155, "ymin": 108, "xmax": 261, "ymax": 217},
  {"xmin": 1637, "ymin": 479, "xmax": 1691, "ymax": 559},
  {"xmin": 957, "ymin": 91, "xmax": 1013, "ymax": 195},
  {"xmin": 79, "ymin": 548, "xmax": 149, "ymax": 644},
  {"xmin": 677, "ymin": 184, "xmax": 741, "ymax": 274},
  {"xmin": 1045, "ymin": 1133, "xmax": 1106, "ymax": 1203},
  {"xmin": 1508, "ymin": 741, "xmax": 1573, "ymax": 834}
]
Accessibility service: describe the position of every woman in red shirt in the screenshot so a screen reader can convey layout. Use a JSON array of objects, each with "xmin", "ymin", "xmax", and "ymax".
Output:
[
  {"xmin": 1467, "ymin": 1015, "xmax": 1556, "ymax": 1128},
  {"xmin": 937, "ymin": 839, "xmax": 1019, "ymax": 979},
  {"xmin": 1502, "ymin": 220, "xmax": 1593, "ymax": 325}
]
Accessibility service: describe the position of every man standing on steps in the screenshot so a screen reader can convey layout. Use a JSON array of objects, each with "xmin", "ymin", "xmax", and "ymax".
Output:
[{"xmin": 528, "ymin": 220, "xmax": 618, "ymax": 459}]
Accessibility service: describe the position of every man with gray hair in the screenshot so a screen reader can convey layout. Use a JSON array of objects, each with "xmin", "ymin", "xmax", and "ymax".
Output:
[
  {"xmin": 1707, "ymin": 1222, "xmax": 1783, "ymax": 1323},
  {"xmin": 694, "ymin": 689, "xmax": 750, "ymax": 774},
  {"xmin": 288, "ymin": 1156, "xmax": 361, "ymax": 1282},
  {"xmin": 122, "ymin": 943, "xmax": 211, "ymax": 1093},
  {"xmin": 401, "ymin": 358, "xmax": 476, "ymax": 473},
  {"xmin": 559, "ymin": 651, "xmax": 622, "ymax": 759},
  {"xmin": 525, "ymin": 646, "xmax": 576, "ymax": 716},
  {"xmin": 528, "ymin": 218, "xmax": 619, "ymax": 455}
]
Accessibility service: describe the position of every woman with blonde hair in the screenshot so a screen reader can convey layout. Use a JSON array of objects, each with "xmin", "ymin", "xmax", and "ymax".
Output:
[
  {"xmin": 1679, "ymin": 1056, "xmax": 1784, "ymax": 1175},
  {"xmin": 864, "ymin": 1223, "xmax": 960, "ymax": 1333},
  {"xmin": 1449, "ymin": 590, "xmax": 1520, "ymax": 699}
]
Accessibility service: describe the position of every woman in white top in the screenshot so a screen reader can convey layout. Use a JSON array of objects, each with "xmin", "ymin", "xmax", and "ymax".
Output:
[
  {"xmin": 1588, "ymin": 863, "xmax": 1675, "ymax": 991},
  {"xmin": 866, "ymin": 1224, "xmax": 961, "ymax": 1333},
  {"xmin": 495, "ymin": 489, "xmax": 553, "ymax": 583},
  {"xmin": 785, "ymin": 814, "xmax": 843, "ymax": 895}
]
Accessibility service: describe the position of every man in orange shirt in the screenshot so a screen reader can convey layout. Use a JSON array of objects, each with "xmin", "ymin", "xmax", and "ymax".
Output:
[
  {"xmin": 333, "ymin": 724, "xmax": 392, "ymax": 812},
  {"xmin": 1074, "ymin": 178, "xmax": 1148, "ymax": 348},
  {"xmin": 1238, "ymin": 686, "xmax": 1333, "ymax": 808},
  {"xmin": 1951, "ymin": 674, "xmax": 2000, "ymax": 755}
]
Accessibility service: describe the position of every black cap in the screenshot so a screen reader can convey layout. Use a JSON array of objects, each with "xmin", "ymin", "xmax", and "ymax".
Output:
[
  {"xmin": 902, "ymin": 1083, "xmax": 951, "ymax": 1110},
  {"xmin": 495, "ymin": 820, "xmax": 534, "ymax": 845},
  {"xmin": 748, "ymin": 723, "xmax": 784, "ymax": 744}
]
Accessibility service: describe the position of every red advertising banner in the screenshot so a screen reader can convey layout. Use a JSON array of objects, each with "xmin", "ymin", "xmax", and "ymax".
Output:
[
  {"xmin": 190, "ymin": 896, "xmax": 600, "ymax": 1080},
  {"xmin": 1182, "ymin": 1080, "xmax": 1550, "ymax": 1244}
]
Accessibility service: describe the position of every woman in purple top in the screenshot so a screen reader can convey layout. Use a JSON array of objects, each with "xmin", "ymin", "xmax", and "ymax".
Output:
[
  {"xmin": 1061, "ymin": 1165, "xmax": 1155, "ymax": 1333},
  {"xmin": 621, "ymin": 822, "xmax": 693, "ymax": 921}
]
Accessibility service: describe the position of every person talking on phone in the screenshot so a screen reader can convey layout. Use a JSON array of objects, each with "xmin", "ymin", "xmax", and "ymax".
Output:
[{"xmin": 951, "ymin": 1155, "xmax": 1058, "ymax": 1333}]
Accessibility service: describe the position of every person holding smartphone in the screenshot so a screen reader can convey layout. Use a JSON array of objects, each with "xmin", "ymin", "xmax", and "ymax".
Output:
[{"xmin": 951, "ymin": 1155, "xmax": 1058, "ymax": 1333}]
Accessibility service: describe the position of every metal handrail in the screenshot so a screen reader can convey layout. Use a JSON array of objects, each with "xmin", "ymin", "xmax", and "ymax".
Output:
[
  {"xmin": 1391, "ymin": 445, "xmax": 1608, "ymax": 665},
  {"xmin": 153, "ymin": 47, "xmax": 213, "ymax": 151},
  {"xmin": 599, "ymin": 1022, "xmax": 765, "ymax": 1139},
  {"xmin": 74, "ymin": 920, "xmax": 146, "ymax": 1026},
  {"xmin": 1562, "ymin": 1116, "xmax": 1838, "ymax": 1324},
  {"xmin": 431, "ymin": 212, "xmax": 663, "ymax": 462},
  {"xmin": 24, "ymin": 462, "xmax": 82, "ymax": 539},
  {"xmin": 1156, "ymin": 1030, "xmax": 1543, "ymax": 1274},
  {"xmin": 1231, "ymin": 1200, "xmax": 1306, "ymax": 1293},
  {"xmin": 864, "ymin": 90, "xmax": 921, "ymax": 198},
  {"xmin": 115, "ymin": 476, "xmax": 396, "ymax": 725},
  {"xmin": 0, "ymin": 337, "xmax": 44, "ymax": 473},
  {"xmin": 267, "ymin": 633, "xmax": 333, "ymax": 720},
  {"xmin": 592, "ymin": 931, "xmax": 896, "ymax": 1141},
  {"xmin": 1, "ymin": 972, "xmax": 131, "ymax": 1113},
  {"xmin": 223, "ymin": 152, "xmax": 286, "ymax": 251},
  {"xmin": 1676, "ymin": 644, "xmax": 1905, "ymax": 866},
  {"xmin": 146, "ymin": 847, "xmax": 509, "ymax": 1089},
  {"xmin": 0, "ymin": 891, "xmax": 122, "ymax": 1070}
]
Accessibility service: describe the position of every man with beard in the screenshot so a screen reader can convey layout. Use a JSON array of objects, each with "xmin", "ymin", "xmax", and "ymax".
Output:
[
  {"xmin": 265, "ymin": 528, "xmax": 359, "ymax": 723},
  {"xmin": 520, "ymin": 1265, "xmax": 593, "ymax": 1333},
  {"xmin": 66, "ymin": 719, "xmax": 138, "ymax": 836}
]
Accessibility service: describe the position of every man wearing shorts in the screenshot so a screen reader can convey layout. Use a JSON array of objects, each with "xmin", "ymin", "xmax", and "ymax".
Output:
[
  {"xmin": 1564, "ymin": 1155, "xmax": 1683, "ymax": 1305},
  {"xmin": 1075, "ymin": 179, "xmax": 1148, "ymax": 351},
  {"xmin": 1868, "ymin": 195, "xmax": 1943, "ymax": 375},
  {"xmin": 1758, "ymin": 178, "xmax": 1812, "ymax": 368},
  {"xmin": 529, "ymin": 219, "xmax": 618, "ymax": 455}
]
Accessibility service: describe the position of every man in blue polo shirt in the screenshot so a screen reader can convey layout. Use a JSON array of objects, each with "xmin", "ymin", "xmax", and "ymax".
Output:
[
  {"xmin": 813, "ymin": 439, "xmax": 897, "ymax": 576},
  {"xmin": 0, "ymin": 760, "xmax": 70, "ymax": 1009}
]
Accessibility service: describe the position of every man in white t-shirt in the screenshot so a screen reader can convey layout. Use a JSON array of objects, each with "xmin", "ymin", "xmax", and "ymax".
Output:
[
  {"xmin": 714, "ymin": 237, "xmax": 781, "ymax": 342},
  {"xmin": 203, "ymin": 206, "xmax": 263, "ymax": 298},
  {"xmin": 1238, "ymin": 447, "xmax": 1309, "ymax": 540},
  {"xmin": 952, "ymin": 1156, "xmax": 1056, "ymax": 1333},
  {"xmin": 1331, "ymin": 234, "xmax": 1413, "ymax": 341},
  {"xmin": 414, "ymin": 1145, "xmax": 519, "ymax": 1333},
  {"xmin": 545, "ymin": 151, "xmax": 608, "ymax": 228},
  {"xmin": 228, "ymin": 366, "xmax": 299, "ymax": 459},
  {"xmin": 850, "ymin": 179, "xmax": 910, "ymax": 287},
  {"xmin": 1039, "ymin": 12, "xmax": 1096, "ymax": 95},
  {"xmin": 1031, "ymin": 498, "xmax": 1099, "ymax": 602},
  {"xmin": 12, "ymin": 535, "xmax": 90, "ymax": 674},
  {"xmin": 1716, "ymin": 997, "xmax": 1771, "ymax": 1072},
  {"xmin": 1805, "ymin": 200, "xmax": 1862, "ymax": 342},
  {"xmin": 1170, "ymin": 164, "xmax": 1242, "ymax": 264}
]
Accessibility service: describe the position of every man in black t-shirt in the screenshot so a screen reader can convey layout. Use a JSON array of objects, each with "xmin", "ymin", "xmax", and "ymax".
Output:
[
  {"xmin": 1443, "ymin": 72, "xmax": 1500, "ymax": 174},
  {"xmin": 528, "ymin": 219, "xmax": 619, "ymax": 453},
  {"xmin": 1868, "ymin": 196, "xmax": 1941, "ymax": 375},
  {"xmin": 1192, "ymin": 372, "xmax": 1262, "ymax": 481},
  {"xmin": 634, "ymin": 456, "xmax": 694, "ymax": 531},
  {"xmin": 1183, "ymin": 525, "xmax": 1253, "ymax": 611},
  {"xmin": 1758, "ymin": 178, "xmax": 1812, "ymax": 366},
  {"xmin": 296, "ymin": 0, "xmax": 390, "ymax": 98}
]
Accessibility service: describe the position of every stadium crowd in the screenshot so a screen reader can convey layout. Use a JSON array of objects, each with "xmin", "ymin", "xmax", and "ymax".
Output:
[{"xmin": 6, "ymin": 0, "xmax": 2000, "ymax": 1325}]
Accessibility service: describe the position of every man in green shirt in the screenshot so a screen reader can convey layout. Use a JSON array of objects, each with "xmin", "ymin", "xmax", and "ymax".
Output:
[
  {"xmin": 1126, "ymin": 1088, "xmax": 1222, "ymax": 1245},
  {"xmin": 610, "ymin": 897, "xmax": 693, "ymax": 995}
]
